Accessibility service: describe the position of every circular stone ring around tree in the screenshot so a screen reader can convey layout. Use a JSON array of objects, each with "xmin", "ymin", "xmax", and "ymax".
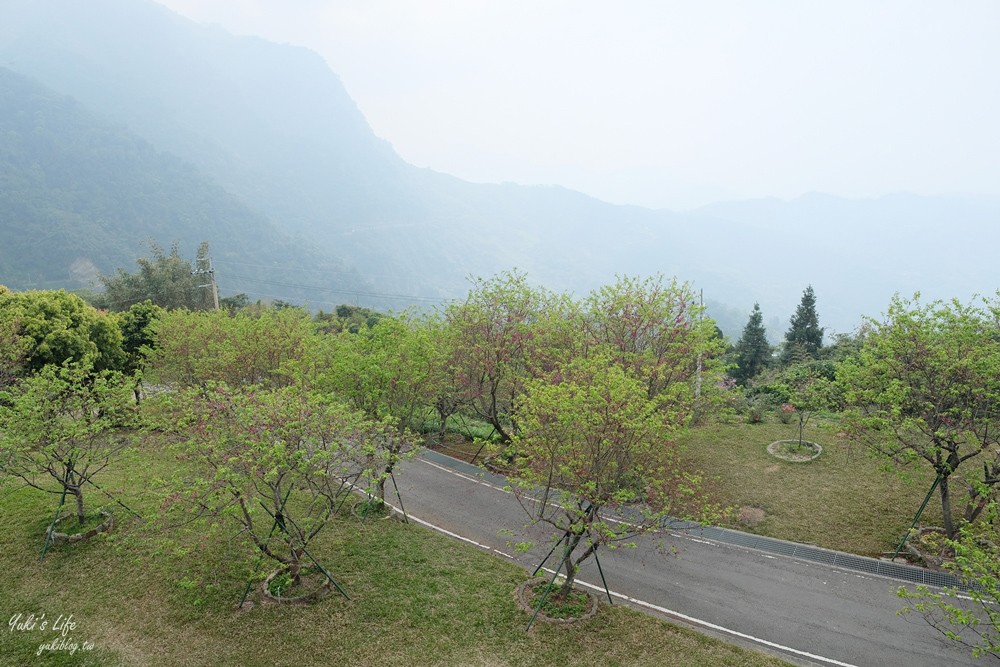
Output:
[{"xmin": 767, "ymin": 440, "xmax": 822, "ymax": 462}]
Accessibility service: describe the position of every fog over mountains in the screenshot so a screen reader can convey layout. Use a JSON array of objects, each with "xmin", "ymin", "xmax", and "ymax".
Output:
[{"xmin": 1, "ymin": 0, "xmax": 997, "ymax": 337}]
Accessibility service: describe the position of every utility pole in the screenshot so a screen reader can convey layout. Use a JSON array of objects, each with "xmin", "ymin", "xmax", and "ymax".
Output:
[
  {"xmin": 191, "ymin": 257, "xmax": 220, "ymax": 311},
  {"xmin": 695, "ymin": 288, "xmax": 703, "ymax": 400}
]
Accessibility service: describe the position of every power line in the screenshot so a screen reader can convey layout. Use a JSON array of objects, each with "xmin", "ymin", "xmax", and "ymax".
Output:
[
  {"xmin": 213, "ymin": 259, "xmax": 428, "ymax": 281},
  {"xmin": 233, "ymin": 290, "xmax": 443, "ymax": 313},
  {"xmin": 234, "ymin": 289, "xmax": 355, "ymax": 309},
  {"xmin": 191, "ymin": 256, "xmax": 220, "ymax": 311},
  {"xmin": 225, "ymin": 273, "xmax": 449, "ymax": 304},
  {"xmin": 213, "ymin": 259, "xmax": 359, "ymax": 275}
]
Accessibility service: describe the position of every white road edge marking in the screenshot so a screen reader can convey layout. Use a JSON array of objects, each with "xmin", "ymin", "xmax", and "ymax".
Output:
[
  {"xmin": 390, "ymin": 467, "xmax": 860, "ymax": 667},
  {"xmin": 419, "ymin": 456, "xmax": 985, "ymax": 607},
  {"xmin": 564, "ymin": 571, "xmax": 860, "ymax": 667},
  {"xmin": 420, "ymin": 457, "xmax": 640, "ymax": 529},
  {"xmin": 383, "ymin": 499, "xmax": 516, "ymax": 561},
  {"xmin": 421, "ymin": 458, "xmax": 506, "ymax": 490}
]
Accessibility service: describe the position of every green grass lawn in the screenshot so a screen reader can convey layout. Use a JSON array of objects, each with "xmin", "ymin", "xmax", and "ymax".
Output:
[
  {"xmin": 0, "ymin": 430, "xmax": 794, "ymax": 667},
  {"xmin": 676, "ymin": 417, "xmax": 948, "ymax": 557}
]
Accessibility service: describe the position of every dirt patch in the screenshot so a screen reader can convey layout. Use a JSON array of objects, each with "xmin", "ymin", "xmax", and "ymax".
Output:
[
  {"xmin": 428, "ymin": 433, "xmax": 485, "ymax": 464},
  {"xmin": 513, "ymin": 578, "xmax": 599, "ymax": 625},
  {"xmin": 261, "ymin": 568, "xmax": 336, "ymax": 605},
  {"xmin": 738, "ymin": 506, "xmax": 766, "ymax": 526}
]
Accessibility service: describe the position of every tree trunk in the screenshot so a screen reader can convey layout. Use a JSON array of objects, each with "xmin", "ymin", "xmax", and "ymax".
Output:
[
  {"xmin": 437, "ymin": 413, "xmax": 448, "ymax": 444},
  {"xmin": 939, "ymin": 474, "xmax": 956, "ymax": 539},
  {"xmin": 491, "ymin": 415, "xmax": 511, "ymax": 444},
  {"xmin": 557, "ymin": 530, "xmax": 584, "ymax": 599},
  {"xmin": 964, "ymin": 492, "xmax": 990, "ymax": 525},
  {"xmin": 289, "ymin": 549, "xmax": 304, "ymax": 585},
  {"xmin": 963, "ymin": 461, "xmax": 999, "ymax": 525},
  {"xmin": 435, "ymin": 396, "xmax": 456, "ymax": 444},
  {"xmin": 555, "ymin": 504, "xmax": 599, "ymax": 599},
  {"xmin": 72, "ymin": 487, "xmax": 86, "ymax": 526}
]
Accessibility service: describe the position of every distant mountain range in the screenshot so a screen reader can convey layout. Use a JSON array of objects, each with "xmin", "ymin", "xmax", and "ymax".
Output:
[
  {"xmin": 1, "ymin": 0, "xmax": 997, "ymax": 337},
  {"xmin": 0, "ymin": 65, "xmax": 370, "ymax": 304}
]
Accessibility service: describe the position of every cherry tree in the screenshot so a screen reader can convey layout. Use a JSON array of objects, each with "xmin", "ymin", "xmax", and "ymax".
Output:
[
  {"xmin": 171, "ymin": 383, "xmax": 394, "ymax": 587},
  {"xmin": 840, "ymin": 294, "xmax": 1000, "ymax": 539},
  {"xmin": 509, "ymin": 354, "xmax": 708, "ymax": 598},
  {"xmin": 444, "ymin": 271, "xmax": 575, "ymax": 442},
  {"xmin": 0, "ymin": 365, "xmax": 138, "ymax": 526}
]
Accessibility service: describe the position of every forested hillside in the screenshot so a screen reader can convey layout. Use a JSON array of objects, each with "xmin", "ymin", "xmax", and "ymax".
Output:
[{"xmin": 0, "ymin": 66, "xmax": 370, "ymax": 304}]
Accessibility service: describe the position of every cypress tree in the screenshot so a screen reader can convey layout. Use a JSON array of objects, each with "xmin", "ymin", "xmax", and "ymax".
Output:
[
  {"xmin": 782, "ymin": 285, "xmax": 824, "ymax": 363},
  {"xmin": 732, "ymin": 302, "xmax": 771, "ymax": 384}
]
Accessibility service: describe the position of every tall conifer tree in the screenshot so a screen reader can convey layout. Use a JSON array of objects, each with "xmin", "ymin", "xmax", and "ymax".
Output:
[
  {"xmin": 782, "ymin": 285, "xmax": 824, "ymax": 363},
  {"xmin": 732, "ymin": 302, "xmax": 771, "ymax": 384}
]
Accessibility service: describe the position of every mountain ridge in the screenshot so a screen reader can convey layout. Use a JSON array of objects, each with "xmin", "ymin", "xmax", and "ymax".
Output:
[
  {"xmin": 1, "ymin": 0, "xmax": 997, "ymax": 336},
  {"xmin": 0, "ymin": 65, "xmax": 372, "ymax": 307}
]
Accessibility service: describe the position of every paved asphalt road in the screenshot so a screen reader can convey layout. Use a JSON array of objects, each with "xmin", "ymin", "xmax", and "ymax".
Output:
[{"xmin": 390, "ymin": 450, "xmax": 982, "ymax": 667}]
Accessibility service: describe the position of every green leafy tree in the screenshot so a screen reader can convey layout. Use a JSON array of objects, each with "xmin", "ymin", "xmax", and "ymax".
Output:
[
  {"xmin": 171, "ymin": 383, "xmax": 391, "ymax": 586},
  {"xmin": 502, "ymin": 275, "xmax": 723, "ymax": 600},
  {"xmin": 423, "ymin": 315, "xmax": 462, "ymax": 443},
  {"xmin": 99, "ymin": 241, "xmax": 216, "ymax": 311},
  {"xmin": 146, "ymin": 307, "xmax": 313, "ymax": 388},
  {"xmin": 897, "ymin": 502, "xmax": 1000, "ymax": 660},
  {"xmin": 219, "ymin": 293, "xmax": 250, "ymax": 314},
  {"xmin": 781, "ymin": 285, "xmax": 824, "ymax": 364},
  {"xmin": 509, "ymin": 353, "xmax": 709, "ymax": 599},
  {"xmin": 0, "ymin": 321, "xmax": 27, "ymax": 389},
  {"xmin": 781, "ymin": 363, "xmax": 840, "ymax": 447},
  {"xmin": 732, "ymin": 303, "xmax": 771, "ymax": 385},
  {"xmin": 142, "ymin": 309, "xmax": 226, "ymax": 387},
  {"xmin": 0, "ymin": 288, "xmax": 124, "ymax": 373},
  {"xmin": 819, "ymin": 331, "xmax": 863, "ymax": 362},
  {"xmin": 444, "ymin": 270, "xmax": 569, "ymax": 442},
  {"xmin": 314, "ymin": 304, "xmax": 384, "ymax": 334},
  {"xmin": 839, "ymin": 294, "xmax": 1000, "ymax": 539},
  {"xmin": 583, "ymin": 275, "xmax": 726, "ymax": 416},
  {"xmin": 116, "ymin": 300, "xmax": 164, "ymax": 401},
  {"xmin": 309, "ymin": 312, "xmax": 434, "ymax": 500},
  {"xmin": 0, "ymin": 365, "xmax": 139, "ymax": 526},
  {"xmin": 0, "ymin": 289, "xmax": 29, "ymax": 389}
]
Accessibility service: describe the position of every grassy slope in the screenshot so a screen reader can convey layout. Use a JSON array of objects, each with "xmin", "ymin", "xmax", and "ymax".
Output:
[
  {"xmin": 0, "ymin": 431, "xmax": 793, "ymax": 667},
  {"xmin": 676, "ymin": 418, "xmax": 947, "ymax": 556}
]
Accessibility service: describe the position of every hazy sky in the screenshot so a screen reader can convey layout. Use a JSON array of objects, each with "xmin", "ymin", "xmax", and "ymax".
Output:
[{"xmin": 154, "ymin": 1, "xmax": 1000, "ymax": 209}]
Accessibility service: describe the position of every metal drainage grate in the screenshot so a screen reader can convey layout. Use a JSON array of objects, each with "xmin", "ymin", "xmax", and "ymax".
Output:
[{"xmin": 665, "ymin": 520, "xmax": 971, "ymax": 592}]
